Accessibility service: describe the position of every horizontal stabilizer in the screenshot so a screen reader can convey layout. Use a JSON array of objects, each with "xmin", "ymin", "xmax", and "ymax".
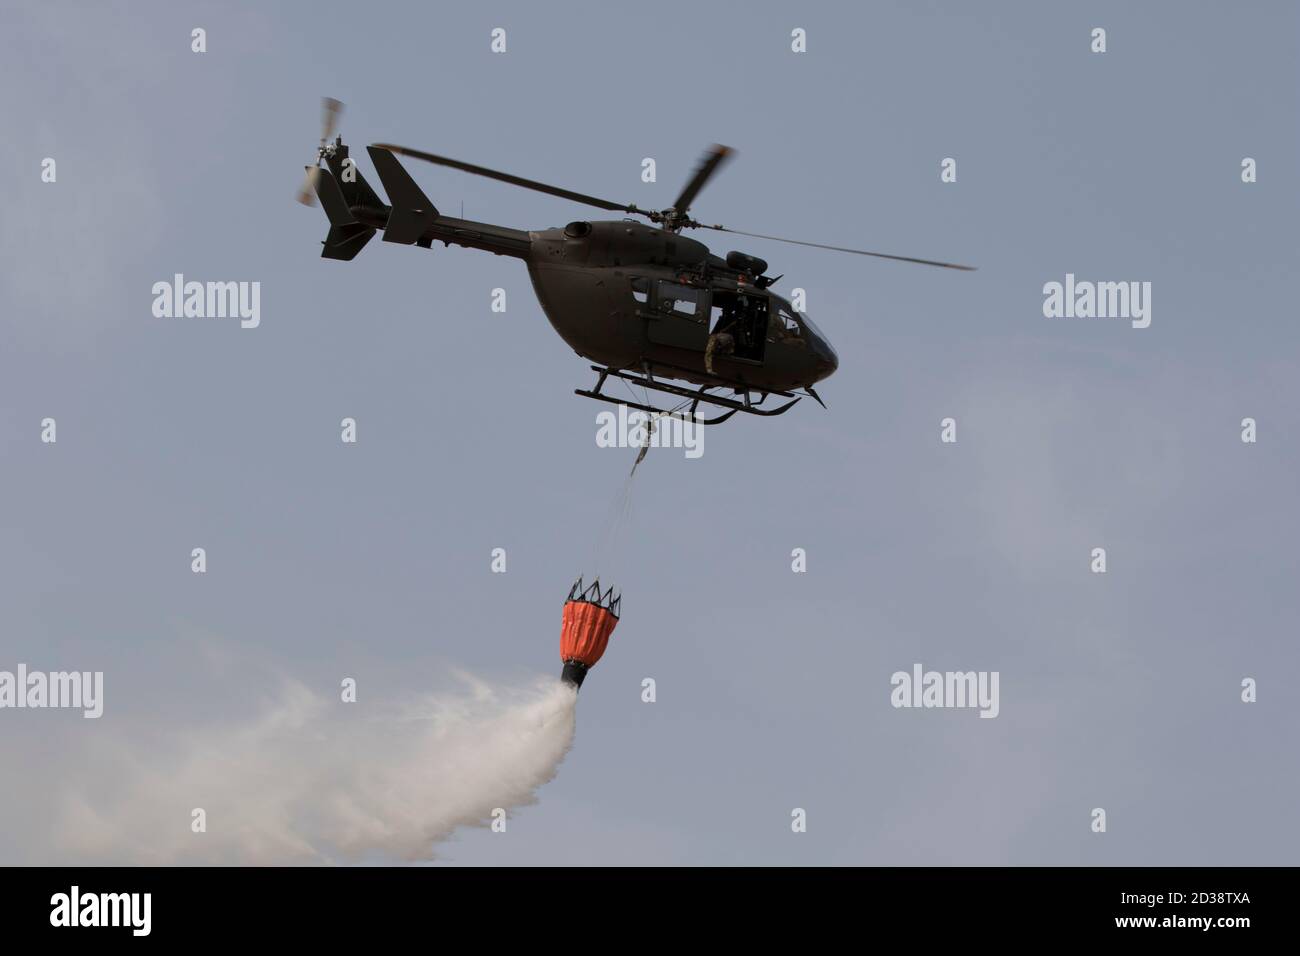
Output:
[
  {"xmin": 321, "ymin": 222, "xmax": 376, "ymax": 261},
  {"xmin": 306, "ymin": 166, "xmax": 356, "ymax": 226},
  {"xmin": 367, "ymin": 145, "xmax": 438, "ymax": 244}
]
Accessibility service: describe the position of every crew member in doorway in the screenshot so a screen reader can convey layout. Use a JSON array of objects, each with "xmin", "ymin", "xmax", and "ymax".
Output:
[{"xmin": 705, "ymin": 299, "xmax": 740, "ymax": 375}]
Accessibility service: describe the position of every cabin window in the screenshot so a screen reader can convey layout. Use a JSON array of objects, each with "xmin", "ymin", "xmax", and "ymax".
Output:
[
  {"xmin": 657, "ymin": 280, "xmax": 703, "ymax": 320},
  {"xmin": 630, "ymin": 277, "xmax": 649, "ymax": 304}
]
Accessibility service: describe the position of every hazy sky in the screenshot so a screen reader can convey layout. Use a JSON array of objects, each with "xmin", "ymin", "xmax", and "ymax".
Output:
[{"xmin": 1, "ymin": 0, "xmax": 1297, "ymax": 865}]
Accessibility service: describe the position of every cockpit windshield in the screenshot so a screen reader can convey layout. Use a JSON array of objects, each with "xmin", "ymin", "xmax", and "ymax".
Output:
[
  {"xmin": 769, "ymin": 297, "xmax": 823, "ymax": 343},
  {"xmin": 799, "ymin": 310, "xmax": 826, "ymax": 340},
  {"xmin": 776, "ymin": 304, "xmax": 800, "ymax": 336}
]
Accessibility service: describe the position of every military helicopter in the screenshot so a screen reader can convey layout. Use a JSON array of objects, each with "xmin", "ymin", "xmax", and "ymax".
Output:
[{"xmin": 298, "ymin": 99, "xmax": 973, "ymax": 424}]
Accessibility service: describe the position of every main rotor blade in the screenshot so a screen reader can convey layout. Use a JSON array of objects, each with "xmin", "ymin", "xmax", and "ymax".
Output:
[
  {"xmin": 321, "ymin": 97, "xmax": 344, "ymax": 143},
  {"xmin": 672, "ymin": 144, "xmax": 733, "ymax": 216},
  {"xmin": 372, "ymin": 143, "xmax": 644, "ymax": 216},
  {"xmin": 701, "ymin": 225, "xmax": 976, "ymax": 270}
]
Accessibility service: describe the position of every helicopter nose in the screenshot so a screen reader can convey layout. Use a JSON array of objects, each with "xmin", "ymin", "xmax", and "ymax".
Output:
[{"xmin": 814, "ymin": 338, "xmax": 838, "ymax": 378}]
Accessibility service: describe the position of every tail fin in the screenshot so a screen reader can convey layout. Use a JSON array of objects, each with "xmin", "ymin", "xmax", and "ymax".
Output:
[
  {"xmin": 305, "ymin": 166, "xmax": 355, "ymax": 226},
  {"xmin": 306, "ymin": 165, "xmax": 376, "ymax": 260},
  {"xmin": 366, "ymin": 146, "xmax": 438, "ymax": 245},
  {"xmin": 306, "ymin": 140, "xmax": 439, "ymax": 255},
  {"xmin": 323, "ymin": 142, "xmax": 385, "ymax": 210},
  {"xmin": 321, "ymin": 222, "xmax": 376, "ymax": 261}
]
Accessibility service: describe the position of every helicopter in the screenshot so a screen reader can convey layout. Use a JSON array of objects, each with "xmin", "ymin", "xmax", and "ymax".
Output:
[{"xmin": 298, "ymin": 99, "xmax": 974, "ymax": 424}]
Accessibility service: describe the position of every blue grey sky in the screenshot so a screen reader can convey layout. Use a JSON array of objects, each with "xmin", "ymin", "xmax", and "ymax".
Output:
[{"xmin": 1, "ymin": 0, "xmax": 1297, "ymax": 864}]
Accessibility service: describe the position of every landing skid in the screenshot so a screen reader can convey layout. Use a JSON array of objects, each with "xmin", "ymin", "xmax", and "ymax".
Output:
[{"xmin": 575, "ymin": 365, "xmax": 802, "ymax": 425}]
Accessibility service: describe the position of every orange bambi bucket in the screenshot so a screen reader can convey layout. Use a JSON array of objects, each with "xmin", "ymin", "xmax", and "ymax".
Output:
[{"xmin": 559, "ymin": 577, "xmax": 621, "ymax": 688}]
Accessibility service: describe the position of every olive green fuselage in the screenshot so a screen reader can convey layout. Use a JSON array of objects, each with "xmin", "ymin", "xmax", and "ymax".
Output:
[{"xmin": 349, "ymin": 207, "xmax": 838, "ymax": 393}]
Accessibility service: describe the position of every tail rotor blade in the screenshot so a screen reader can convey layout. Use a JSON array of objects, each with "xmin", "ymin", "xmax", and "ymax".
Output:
[
  {"xmin": 321, "ymin": 97, "xmax": 344, "ymax": 144},
  {"xmin": 296, "ymin": 169, "xmax": 318, "ymax": 206},
  {"xmin": 298, "ymin": 97, "xmax": 344, "ymax": 205}
]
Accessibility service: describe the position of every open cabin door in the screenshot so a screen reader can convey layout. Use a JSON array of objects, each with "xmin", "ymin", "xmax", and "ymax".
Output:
[{"xmin": 709, "ymin": 288, "xmax": 769, "ymax": 364}]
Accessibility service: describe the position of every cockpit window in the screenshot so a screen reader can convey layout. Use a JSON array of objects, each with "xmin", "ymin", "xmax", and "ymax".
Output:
[
  {"xmin": 657, "ymin": 280, "xmax": 703, "ymax": 319},
  {"xmin": 799, "ymin": 311, "xmax": 826, "ymax": 340},
  {"xmin": 630, "ymin": 277, "xmax": 649, "ymax": 304},
  {"xmin": 768, "ymin": 304, "xmax": 805, "ymax": 343}
]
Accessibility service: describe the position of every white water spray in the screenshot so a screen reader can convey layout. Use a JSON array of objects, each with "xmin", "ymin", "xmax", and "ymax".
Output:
[{"xmin": 49, "ymin": 676, "xmax": 577, "ymax": 864}]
